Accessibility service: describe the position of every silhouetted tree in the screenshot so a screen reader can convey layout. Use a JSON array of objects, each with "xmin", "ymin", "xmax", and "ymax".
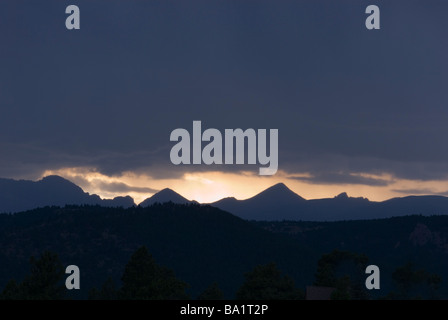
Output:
[
  {"xmin": 0, "ymin": 279, "xmax": 22, "ymax": 300},
  {"xmin": 236, "ymin": 263, "xmax": 304, "ymax": 300},
  {"xmin": 21, "ymin": 251, "xmax": 66, "ymax": 299},
  {"xmin": 197, "ymin": 282, "xmax": 224, "ymax": 300},
  {"xmin": 386, "ymin": 262, "xmax": 442, "ymax": 300},
  {"xmin": 0, "ymin": 251, "xmax": 65, "ymax": 300},
  {"xmin": 427, "ymin": 274, "xmax": 442, "ymax": 300},
  {"xmin": 314, "ymin": 250, "xmax": 369, "ymax": 300},
  {"xmin": 120, "ymin": 246, "xmax": 188, "ymax": 300}
]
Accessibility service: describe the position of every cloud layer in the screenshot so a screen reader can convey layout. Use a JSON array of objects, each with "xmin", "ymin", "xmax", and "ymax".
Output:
[{"xmin": 0, "ymin": 1, "xmax": 447, "ymax": 192}]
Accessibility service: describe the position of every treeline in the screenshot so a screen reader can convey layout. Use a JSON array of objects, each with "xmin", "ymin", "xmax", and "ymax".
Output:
[
  {"xmin": 0, "ymin": 247, "xmax": 303, "ymax": 300},
  {"xmin": 0, "ymin": 203, "xmax": 314, "ymax": 299},
  {"xmin": 0, "ymin": 248, "xmax": 442, "ymax": 300}
]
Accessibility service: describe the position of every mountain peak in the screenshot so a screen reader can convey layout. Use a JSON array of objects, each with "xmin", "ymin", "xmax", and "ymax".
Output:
[
  {"xmin": 157, "ymin": 188, "xmax": 181, "ymax": 195},
  {"xmin": 38, "ymin": 175, "xmax": 85, "ymax": 193},
  {"xmin": 252, "ymin": 182, "xmax": 305, "ymax": 202},
  {"xmin": 261, "ymin": 183, "xmax": 290, "ymax": 194},
  {"xmin": 41, "ymin": 175, "xmax": 63, "ymax": 180},
  {"xmin": 270, "ymin": 182, "xmax": 289, "ymax": 190},
  {"xmin": 0, "ymin": 175, "xmax": 135, "ymax": 213},
  {"xmin": 40, "ymin": 175, "xmax": 73, "ymax": 184},
  {"xmin": 211, "ymin": 182, "xmax": 306, "ymax": 220},
  {"xmin": 139, "ymin": 188, "xmax": 192, "ymax": 207},
  {"xmin": 335, "ymin": 192, "xmax": 349, "ymax": 199}
]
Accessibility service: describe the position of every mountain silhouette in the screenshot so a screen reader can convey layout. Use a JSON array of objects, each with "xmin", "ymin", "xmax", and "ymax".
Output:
[
  {"xmin": 139, "ymin": 188, "xmax": 194, "ymax": 207},
  {"xmin": 102, "ymin": 196, "xmax": 135, "ymax": 208},
  {"xmin": 0, "ymin": 175, "xmax": 135, "ymax": 213},
  {"xmin": 211, "ymin": 183, "xmax": 306, "ymax": 220},
  {"xmin": 211, "ymin": 184, "xmax": 448, "ymax": 221},
  {"xmin": 2, "ymin": 176, "xmax": 448, "ymax": 221},
  {"xmin": 250, "ymin": 183, "xmax": 306, "ymax": 203}
]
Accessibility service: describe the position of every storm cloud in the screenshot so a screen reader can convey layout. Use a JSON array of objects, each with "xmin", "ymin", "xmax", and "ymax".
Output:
[
  {"xmin": 290, "ymin": 172, "xmax": 391, "ymax": 186},
  {"xmin": 0, "ymin": 1, "xmax": 447, "ymax": 186}
]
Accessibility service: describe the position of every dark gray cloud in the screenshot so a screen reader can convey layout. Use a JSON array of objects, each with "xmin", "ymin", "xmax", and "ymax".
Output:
[
  {"xmin": 280, "ymin": 154, "xmax": 448, "ymax": 182},
  {"xmin": 392, "ymin": 188, "xmax": 448, "ymax": 197},
  {"xmin": 68, "ymin": 175, "xmax": 158, "ymax": 194},
  {"xmin": 290, "ymin": 172, "xmax": 391, "ymax": 186},
  {"xmin": 93, "ymin": 181, "xmax": 158, "ymax": 194},
  {"xmin": 0, "ymin": 1, "xmax": 447, "ymax": 184}
]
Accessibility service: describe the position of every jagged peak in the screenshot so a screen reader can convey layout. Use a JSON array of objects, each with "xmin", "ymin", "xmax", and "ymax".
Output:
[{"xmin": 335, "ymin": 192, "xmax": 349, "ymax": 199}]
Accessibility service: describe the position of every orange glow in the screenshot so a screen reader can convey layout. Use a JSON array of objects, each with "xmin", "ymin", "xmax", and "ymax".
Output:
[{"xmin": 41, "ymin": 167, "xmax": 448, "ymax": 205}]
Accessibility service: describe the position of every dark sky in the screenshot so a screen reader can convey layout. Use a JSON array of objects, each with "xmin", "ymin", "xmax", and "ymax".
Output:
[{"xmin": 0, "ymin": 1, "xmax": 447, "ymax": 200}]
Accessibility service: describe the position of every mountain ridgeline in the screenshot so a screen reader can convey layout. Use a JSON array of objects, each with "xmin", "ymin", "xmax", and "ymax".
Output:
[
  {"xmin": 142, "ymin": 182, "xmax": 448, "ymax": 221},
  {"xmin": 210, "ymin": 183, "xmax": 448, "ymax": 221},
  {"xmin": 0, "ymin": 176, "xmax": 135, "ymax": 213},
  {"xmin": 1, "ymin": 176, "xmax": 448, "ymax": 221},
  {"xmin": 1, "ymin": 176, "xmax": 448, "ymax": 299}
]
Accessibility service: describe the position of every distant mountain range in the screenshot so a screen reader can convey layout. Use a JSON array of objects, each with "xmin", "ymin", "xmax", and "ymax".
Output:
[
  {"xmin": 0, "ymin": 175, "xmax": 134, "ymax": 213},
  {"xmin": 1, "ymin": 176, "xmax": 448, "ymax": 221},
  {"xmin": 210, "ymin": 183, "xmax": 448, "ymax": 221}
]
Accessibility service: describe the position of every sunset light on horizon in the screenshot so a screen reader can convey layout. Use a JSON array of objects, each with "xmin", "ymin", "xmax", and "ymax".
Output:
[{"xmin": 41, "ymin": 167, "xmax": 448, "ymax": 205}]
